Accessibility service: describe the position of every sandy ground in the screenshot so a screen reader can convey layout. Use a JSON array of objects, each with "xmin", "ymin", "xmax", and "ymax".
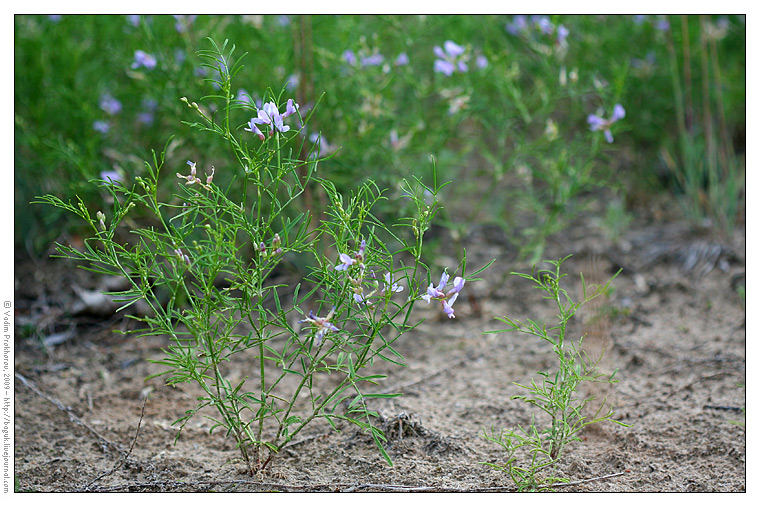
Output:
[{"xmin": 13, "ymin": 212, "xmax": 745, "ymax": 492}]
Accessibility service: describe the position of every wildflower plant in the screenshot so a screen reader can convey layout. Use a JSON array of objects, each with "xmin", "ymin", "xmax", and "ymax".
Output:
[
  {"xmin": 482, "ymin": 256, "xmax": 629, "ymax": 491},
  {"xmin": 36, "ymin": 38, "xmax": 481, "ymax": 474}
]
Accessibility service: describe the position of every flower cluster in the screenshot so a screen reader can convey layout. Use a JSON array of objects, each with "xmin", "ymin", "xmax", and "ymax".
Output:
[
  {"xmin": 258, "ymin": 233, "xmax": 283, "ymax": 259},
  {"xmin": 587, "ymin": 104, "xmax": 625, "ymax": 143},
  {"xmin": 335, "ymin": 239, "xmax": 367, "ymax": 272},
  {"xmin": 176, "ymin": 160, "xmax": 215, "ymax": 189},
  {"xmin": 245, "ymin": 99, "xmax": 299, "ymax": 140},
  {"xmin": 299, "ymin": 307, "xmax": 339, "ymax": 345},
  {"xmin": 506, "ymin": 15, "xmax": 569, "ymax": 48},
  {"xmin": 131, "ymin": 50, "xmax": 157, "ymax": 70},
  {"xmin": 333, "ymin": 240, "xmax": 405, "ymax": 308},
  {"xmin": 433, "ymin": 40, "xmax": 468, "ymax": 76},
  {"xmin": 422, "ymin": 272, "xmax": 465, "ymax": 319}
]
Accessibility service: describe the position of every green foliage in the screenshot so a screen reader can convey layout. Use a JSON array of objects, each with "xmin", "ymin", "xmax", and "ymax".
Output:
[
  {"xmin": 36, "ymin": 38, "xmax": 477, "ymax": 474},
  {"xmin": 483, "ymin": 256, "xmax": 629, "ymax": 491},
  {"xmin": 17, "ymin": 15, "xmax": 745, "ymax": 260}
]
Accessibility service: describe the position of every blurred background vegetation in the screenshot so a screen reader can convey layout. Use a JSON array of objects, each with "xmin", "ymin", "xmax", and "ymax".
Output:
[{"xmin": 15, "ymin": 14, "xmax": 745, "ymax": 261}]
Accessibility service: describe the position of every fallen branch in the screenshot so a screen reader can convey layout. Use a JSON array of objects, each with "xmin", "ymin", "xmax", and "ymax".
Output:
[{"xmin": 82, "ymin": 397, "xmax": 148, "ymax": 490}]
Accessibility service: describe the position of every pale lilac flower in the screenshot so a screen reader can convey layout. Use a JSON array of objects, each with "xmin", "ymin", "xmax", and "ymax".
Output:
[
  {"xmin": 654, "ymin": 17, "xmax": 670, "ymax": 31},
  {"xmin": 557, "ymin": 24, "xmax": 569, "ymax": 46},
  {"xmin": 442, "ymin": 293, "xmax": 459, "ymax": 318},
  {"xmin": 246, "ymin": 100, "xmax": 297, "ymax": 139},
  {"xmin": 131, "ymin": 50, "xmax": 157, "ymax": 70},
  {"xmin": 175, "ymin": 49, "xmax": 187, "ymax": 65},
  {"xmin": 422, "ymin": 272, "xmax": 465, "ymax": 318},
  {"xmin": 587, "ymin": 104, "xmax": 626, "ymax": 143},
  {"xmin": 173, "ymin": 15, "xmax": 197, "ymax": 33},
  {"xmin": 177, "ymin": 160, "xmax": 201, "ymax": 185},
  {"xmin": 335, "ymin": 253, "xmax": 356, "ymax": 271},
  {"xmin": 433, "ymin": 40, "xmax": 468, "ymax": 76},
  {"xmin": 335, "ymin": 239, "xmax": 366, "ymax": 271},
  {"xmin": 343, "ymin": 50, "xmax": 357, "ymax": 66},
  {"xmin": 277, "ymin": 15, "xmax": 290, "ymax": 27},
  {"xmin": 633, "ymin": 15, "xmax": 648, "ymax": 25},
  {"xmin": 100, "ymin": 169, "xmax": 121, "ymax": 184},
  {"xmin": 48, "ymin": 15, "xmax": 62, "ymax": 23},
  {"xmin": 93, "ymin": 120, "xmax": 110, "ymax": 134},
  {"xmin": 506, "ymin": 15, "xmax": 528, "ymax": 35},
  {"xmin": 283, "ymin": 98, "xmax": 299, "ymax": 118},
  {"xmin": 299, "ymin": 307, "xmax": 339, "ymax": 345},
  {"xmin": 126, "ymin": 15, "xmax": 140, "ymax": 27},
  {"xmin": 361, "ymin": 54, "xmax": 384, "ymax": 67},
  {"xmin": 99, "ymin": 94, "xmax": 122, "ymax": 115},
  {"xmin": 535, "ymin": 16, "xmax": 554, "ymax": 35},
  {"xmin": 286, "ymin": 73, "xmax": 300, "ymax": 91},
  {"xmin": 381, "ymin": 272, "xmax": 404, "ymax": 295},
  {"xmin": 395, "ymin": 52, "xmax": 409, "ymax": 66},
  {"xmin": 476, "ymin": 55, "xmax": 488, "ymax": 69}
]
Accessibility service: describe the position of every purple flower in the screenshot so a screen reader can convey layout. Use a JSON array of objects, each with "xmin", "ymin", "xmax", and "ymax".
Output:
[
  {"xmin": 557, "ymin": 24, "xmax": 569, "ymax": 46},
  {"xmin": 535, "ymin": 16, "xmax": 554, "ymax": 35},
  {"xmin": 126, "ymin": 15, "xmax": 140, "ymax": 27},
  {"xmin": 655, "ymin": 17, "xmax": 670, "ymax": 31},
  {"xmin": 342, "ymin": 50, "xmax": 357, "ymax": 66},
  {"xmin": 381, "ymin": 272, "xmax": 404, "ymax": 295},
  {"xmin": 434, "ymin": 40, "xmax": 468, "ymax": 76},
  {"xmin": 299, "ymin": 307, "xmax": 339, "ymax": 345},
  {"xmin": 131, "ymin": 50, "xmax": 157, "ymax": 70},
  {"xmin": 177, "ymin": 160, "xmax": 202, "ymax": 185},
  {"xmin": 587, "ymin": 104, "xmax": 626, "ymax": 143},
  {"xmin": 506, "ymin": 15, "xmax": 529, "ymax": 35},
  {"xmin": 99, "ymin": 169, "xmax": 121, "ymax": 183},
  {"xmin": 361, "ymin": 53, "xmax": 384, "ymax": 67},
  {"xmin": 476, "ymin": 55, "xmax": 488, "ymax": 69},
  {"xmin": 395, "ymin": 52, "xmax": 409, "ymax": 66},
  {"xmin": 335, "ymin": 253, "xmax": 356, "ymax": 271},
  {"xmin": 99, "ymin": 93, "xmax": 122, "ymax": 115},
  {"xmin": 48, "ymin": 15, "xmax": 62, "ymax": 23},
  {"xmin": 245, "ymin": 100, "xmax": 298, "ymax": 140},
  {"xmin": 421, "ymin": 271, "xmax": 466, "ymax": 318},
  {"xmin": 93, "ymin": 120, "xmax": 110, "ymax": 134},
  {"xmin": 335, "ymin": 239, "xmax": 366, "ymax": 271},
  {"xmin": 173, "ymin": 15, "xmax": 197, "ymax": 33}
]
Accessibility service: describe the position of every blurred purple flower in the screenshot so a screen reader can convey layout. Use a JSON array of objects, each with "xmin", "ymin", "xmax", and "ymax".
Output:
[
  {"xmin": 277, "ymin": 15, "xmax": 290, "ymax": 27},
  {"xmin": 535, "ymin": 16, "xmax": 554, "ymax": 35},
  {"xmin": 342, "ymin": 50, "xmax": 357, "ymax": 66},
  {"xmin": 434, "ymin": 40, "xmax": 468, "ymax": 76},
  {"xmin": 395, "ymin": 52, "xmax": 409, "ymax": 66},
  {"xmin": 173, "ymin": 15, "xmax": 197, "ymax": 33},
  {"xmin": 557, "ymin": 24, "xmax": 569, "ymax": 46},
  {"xmin": 93, "ymin": 120, "xmax": 110, "ymax": 134},
  {"xmin": 99, "ymin": 169, "xmax": 122, "ymax": 183},
  {"xmin": 361, "ymin": 53, "xmax": 384, "ymax": 67},
  {"xmin": 476, "ymin": 54, "xmax": 488, "ymax": 69},
  {"xmin": 99, "ymin": 94, "xmax": 122, "ymax": 115},
  {"xmin": 654, "ymin": 17, "xmax": 670, "ymax": 31},
  {"xmin": 131, "ymin": 50, "xmax": 157, "ymax": 70},
  {"xmin": 506, "ymin": 15, "xmax": 528, "ymax": 35},
  {"xmin": 48, "ymin": 15, "xmax": 62, "ymax": 23},
  {"xmin": 126, "ymin": 15, "xmax": 140, "ymax": 27},
  {"xmin": 587, "ymin": 104, "xmax": 626, "ymax": 143}
]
